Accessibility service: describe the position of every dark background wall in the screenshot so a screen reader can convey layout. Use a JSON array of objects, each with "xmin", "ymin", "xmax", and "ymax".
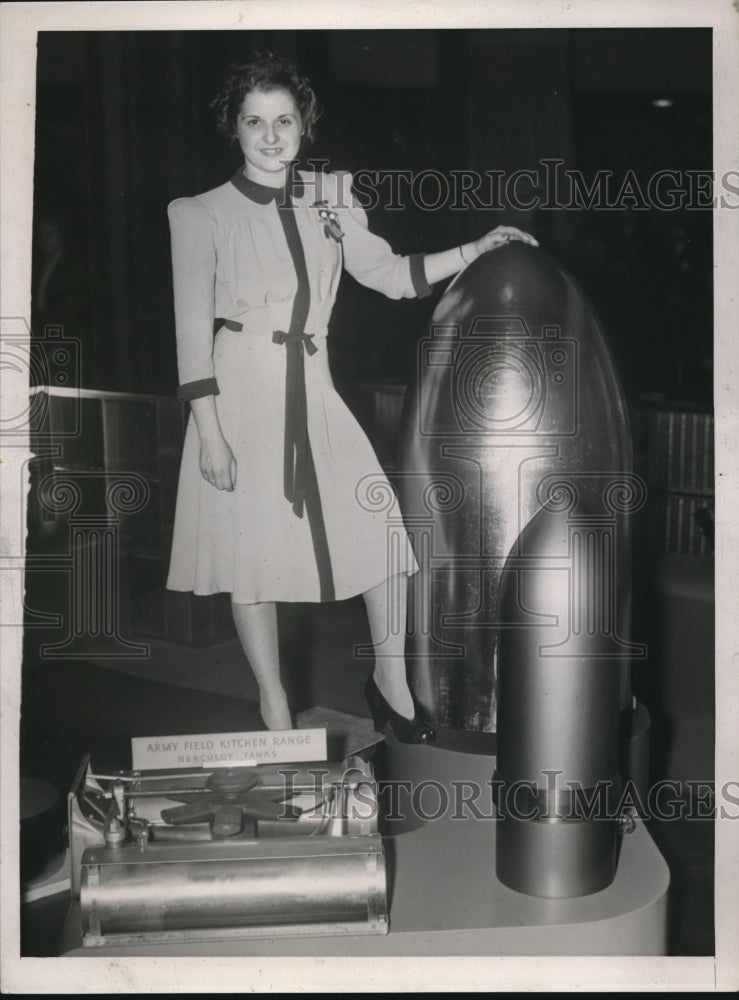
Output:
[{"xmin": 32, "ymin": 28, "xmax": 712, "ymax": 403}]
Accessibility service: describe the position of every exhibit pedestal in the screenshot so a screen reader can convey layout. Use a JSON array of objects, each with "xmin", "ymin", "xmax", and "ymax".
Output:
[{"xmin": 59, "ymin": 734, "xmax": 668, "ymax": 957}]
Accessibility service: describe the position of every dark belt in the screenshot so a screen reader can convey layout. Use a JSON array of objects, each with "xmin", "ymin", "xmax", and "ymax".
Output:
[
  {"xmin": 213, "ymin": 318, "xmax": 244, "ymax": 334},
  {"xmin": 272, "ymin": 329, "xmax": 318, "ymax": 518}
]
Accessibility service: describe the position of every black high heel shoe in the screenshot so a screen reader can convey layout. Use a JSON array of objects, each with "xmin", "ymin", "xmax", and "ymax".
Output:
[{"xmin": 364, "ymin": 676, "xmax": 435, "ymax": 745}]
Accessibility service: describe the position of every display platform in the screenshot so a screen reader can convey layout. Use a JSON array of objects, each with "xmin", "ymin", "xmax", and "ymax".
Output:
[{"xmin": 58, "ymin": 729, "xmax": 669, "ymax": 957}]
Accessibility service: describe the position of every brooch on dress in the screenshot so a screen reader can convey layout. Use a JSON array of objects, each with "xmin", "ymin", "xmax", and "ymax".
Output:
[{"xmin": 311, "ymin": 201, "xmax": 344, "ymax": 243}]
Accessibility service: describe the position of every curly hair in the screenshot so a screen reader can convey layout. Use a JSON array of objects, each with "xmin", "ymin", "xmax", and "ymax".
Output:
[{"xmin": 211, "ymin": 52, "xmax": 320, "ymax": 145}]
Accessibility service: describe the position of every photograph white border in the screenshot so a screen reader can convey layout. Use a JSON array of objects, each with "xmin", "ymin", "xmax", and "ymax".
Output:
[{"xmin": 1, "ymin": 0, "xmax": 737, "ymax": 992}]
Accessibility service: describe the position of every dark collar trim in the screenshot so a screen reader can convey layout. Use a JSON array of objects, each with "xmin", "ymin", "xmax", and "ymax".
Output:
[{"xmin": 229, "ymin": 164, "xmax": 304, "ymax": 205}]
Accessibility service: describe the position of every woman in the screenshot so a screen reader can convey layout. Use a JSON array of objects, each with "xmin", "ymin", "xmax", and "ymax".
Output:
[{"xmin": 167, "ymin": 53, "xmax": 537, "ymax": 741}]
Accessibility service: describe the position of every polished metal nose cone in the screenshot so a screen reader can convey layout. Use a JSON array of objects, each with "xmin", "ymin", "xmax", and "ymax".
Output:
[{"xmin": 398, "ymin": 242, "xmax": 640, "ymax": 896}]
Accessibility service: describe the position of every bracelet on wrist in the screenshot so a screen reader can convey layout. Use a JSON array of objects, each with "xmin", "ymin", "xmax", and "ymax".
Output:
[{"xmin": 459, "ymin": 244, "xmax": 473, "ymax": 266}]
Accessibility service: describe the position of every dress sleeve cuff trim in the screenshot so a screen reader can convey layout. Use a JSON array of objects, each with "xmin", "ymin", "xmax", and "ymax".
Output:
[
  {"xmin": 177, "ymin": 377, "xmax": 220, "ymax": 401},
  {"xmin": 410, "ymin": 253, "xmax": 432, "ymax": 299}
]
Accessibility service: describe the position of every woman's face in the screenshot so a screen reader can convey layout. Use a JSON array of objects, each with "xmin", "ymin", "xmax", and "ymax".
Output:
[{"xmin": 237, "ymin": 87, "xmax": 303, "ymax": 184}]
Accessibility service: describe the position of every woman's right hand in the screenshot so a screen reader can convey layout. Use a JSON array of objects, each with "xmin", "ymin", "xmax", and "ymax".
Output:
[{"xmin": 199, "ymin": 433, "xmax": 237, "ymax": 491}]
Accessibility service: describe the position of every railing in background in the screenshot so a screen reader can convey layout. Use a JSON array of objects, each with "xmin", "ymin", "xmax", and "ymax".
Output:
[
  {"xmin": 26, "ymin": 387, "xmax": 234, "ymax": 650},
  {"xmin": 630, "ymin": 400, "xmax": 714, "ymax": 557}
]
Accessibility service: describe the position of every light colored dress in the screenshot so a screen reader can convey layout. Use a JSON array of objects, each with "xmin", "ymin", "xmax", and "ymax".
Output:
[{"xmin": 166, "ymin": 167, "xmax": 427, "ymax": 604}]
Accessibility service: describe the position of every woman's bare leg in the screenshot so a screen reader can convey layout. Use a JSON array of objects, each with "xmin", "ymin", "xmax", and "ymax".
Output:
[
  {"xmin": 363, "ymin": 574, "xmax": 415, "ymax": 719},
  {"xmin": 231, "ymin": 601, "xmax": 291, "ymax": 730}
]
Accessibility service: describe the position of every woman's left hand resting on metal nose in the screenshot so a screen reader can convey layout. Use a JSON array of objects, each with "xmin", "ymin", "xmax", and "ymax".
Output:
[
  {"xmin": 421, "ymin": 225, "xmax": 539, "ymax": 286},
  {"xmin": 472, "ymin": 225, "xmax": 539, "ymax": 256}
]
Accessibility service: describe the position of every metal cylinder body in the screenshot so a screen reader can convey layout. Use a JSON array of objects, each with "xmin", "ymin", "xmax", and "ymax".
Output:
[
  {"xmin": 495, "ymin": 500, "xmax": 626, "ymax": 897},
  {"xmin": 80, "ymin": 837, "xmax": 387, "ymax": 941},
  {"xmin": 398, "ymin": 242, "xmax": 641, "ymax": 896}
]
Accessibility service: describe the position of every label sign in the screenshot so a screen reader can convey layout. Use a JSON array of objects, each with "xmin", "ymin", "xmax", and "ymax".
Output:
[{"xmin": 131, "ymin": 728, "xmax": 327, "ymax": 771}]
